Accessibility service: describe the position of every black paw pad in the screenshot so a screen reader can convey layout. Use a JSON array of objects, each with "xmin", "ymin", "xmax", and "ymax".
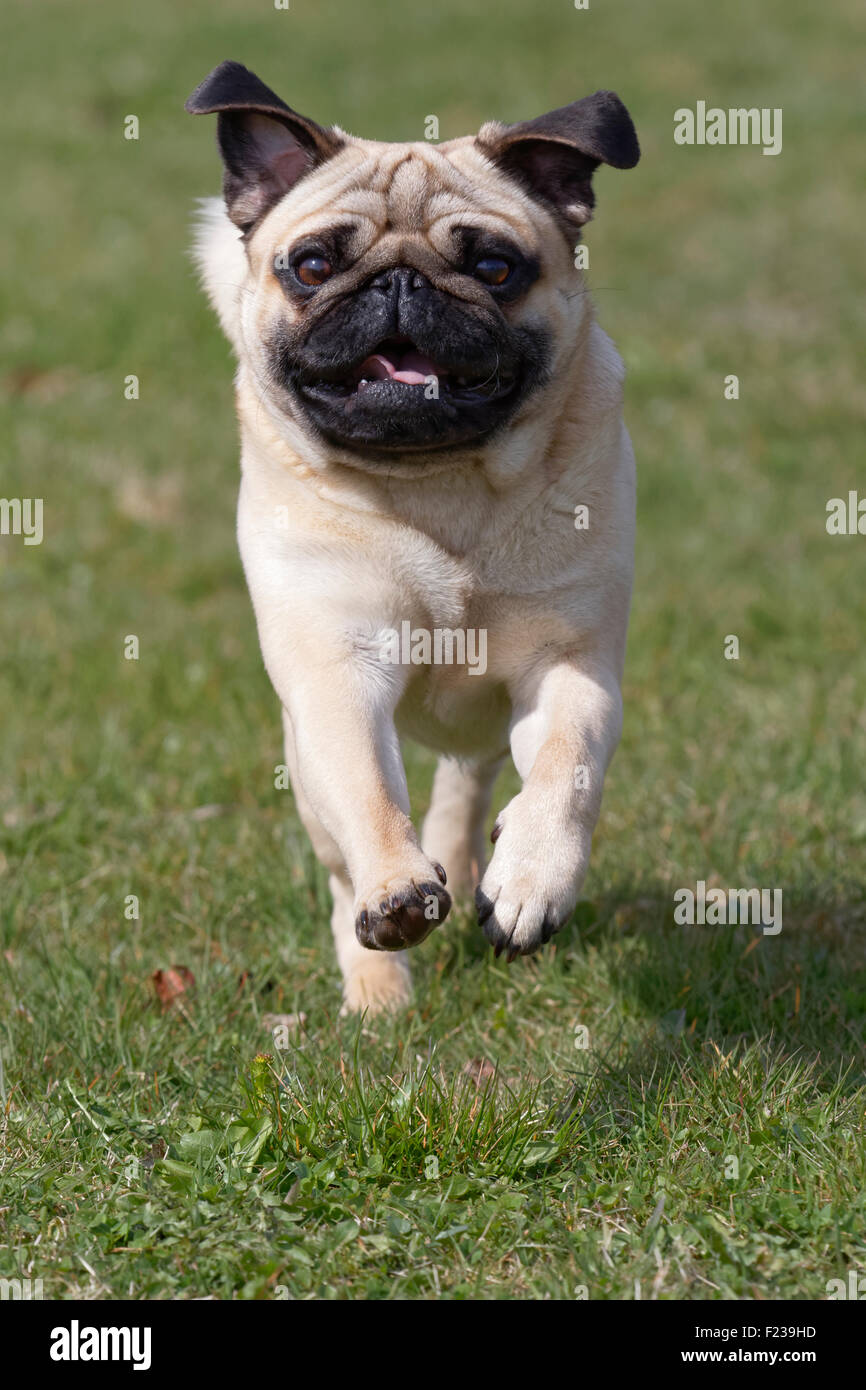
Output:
[{"xmin": 356, "ymin": 880, "xmax": 451, "ymax": 952}]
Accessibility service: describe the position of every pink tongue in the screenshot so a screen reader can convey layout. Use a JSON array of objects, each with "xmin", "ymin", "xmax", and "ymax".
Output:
[{"xmin": 358, "ymin": 350, "xmax": 439, "ymax": 385}]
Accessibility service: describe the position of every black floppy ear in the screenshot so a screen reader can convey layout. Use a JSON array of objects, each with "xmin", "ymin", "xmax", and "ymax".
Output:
[
  {"xmin": 477, "ymin": 91, "xmax": 639, "ymax": 228},
  {"xmin": 185, "ymin": 61, "xmax": 344, "ymax": 232}
]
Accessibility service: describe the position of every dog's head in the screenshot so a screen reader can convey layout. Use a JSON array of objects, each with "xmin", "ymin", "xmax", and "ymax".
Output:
[{"xmin": 186, "ymin": 61, "xmax": 638, "ymax": 468}]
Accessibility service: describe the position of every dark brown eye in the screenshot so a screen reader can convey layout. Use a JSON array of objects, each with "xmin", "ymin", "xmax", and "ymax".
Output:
[
  {"xmin": 474, "ymin": 256, "xmax": 512, "ymax": 286},
  {"xmin": 295, "ymin": 256, "xmax": 333, "ymax": 287}
]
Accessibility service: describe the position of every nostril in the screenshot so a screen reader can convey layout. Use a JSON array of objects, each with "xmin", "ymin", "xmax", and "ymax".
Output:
[{"xmin": 368, "ymin": 267, "xmax": 427, "ymax": 294}]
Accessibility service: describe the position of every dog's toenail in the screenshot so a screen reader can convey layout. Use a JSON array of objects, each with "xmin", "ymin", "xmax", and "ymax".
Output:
[{"xmin": 433, "ymin": 862, "xmax": 447, "ymax": 884}]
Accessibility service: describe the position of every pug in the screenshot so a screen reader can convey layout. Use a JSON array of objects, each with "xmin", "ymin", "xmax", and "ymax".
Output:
[{"xmin": 186, "ymin": 61, "xmax": 639, "ymax": 1014}]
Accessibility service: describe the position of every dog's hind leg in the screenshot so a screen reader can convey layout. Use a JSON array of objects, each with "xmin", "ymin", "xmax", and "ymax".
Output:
[
  {"xmin": 421, "ymin": 755, "xmax": 503, "ymax": 898},
  {"xmin": 281, "ymin": 708, "xmax": 412, "ymax": 1014}
]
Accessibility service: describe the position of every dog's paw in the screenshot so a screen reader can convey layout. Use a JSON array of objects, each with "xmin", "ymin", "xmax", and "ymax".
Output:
[
  {"xmin": 476, "ymin": 796, "xmax": 588, "ymax": 960},
  {"xmin": 354, "ymin": 860, "xmax": 451, "ymax": 952},
  {"xmin": 340, "ymin": 955, "xmax": 413, "ymax": 1015}
]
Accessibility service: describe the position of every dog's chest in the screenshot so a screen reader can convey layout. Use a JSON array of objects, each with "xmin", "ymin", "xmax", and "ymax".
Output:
[
  {"xmin": 383, "ymin": 504, "xmax": 600, "ymax": 757},
  {"xmin": 384, "ymin": 554, "xmax": 513, "ymax": 755},
  {"xmin": 395, "ymin": 657, "xmax": 511, "ymax": 758}
]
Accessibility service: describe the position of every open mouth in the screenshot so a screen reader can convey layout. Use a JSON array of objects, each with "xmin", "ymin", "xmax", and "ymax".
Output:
[{"xmin": 299, "ymin": 337, "xmax": 518, "ymax": 404}]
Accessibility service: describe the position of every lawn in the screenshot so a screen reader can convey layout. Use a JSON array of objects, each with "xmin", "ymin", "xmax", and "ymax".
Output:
[{"xmin": 1, "ymin": 0, "xmax": 864, "ymax": 1300}]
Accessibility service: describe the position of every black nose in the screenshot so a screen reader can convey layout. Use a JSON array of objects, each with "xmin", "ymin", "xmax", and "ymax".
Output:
[{"xmin": 368, "ymin": 266, "xmax": 429, "ymax": 297}]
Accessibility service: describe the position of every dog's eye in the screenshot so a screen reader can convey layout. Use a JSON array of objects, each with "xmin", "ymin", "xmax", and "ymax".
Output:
[
  {"xmin": 473, "ymin": 257, "xmax": 512, "ymax": 286},
  {"xmin": 295, "ymin": 256, "xmax": 333, "ymax": 287}
]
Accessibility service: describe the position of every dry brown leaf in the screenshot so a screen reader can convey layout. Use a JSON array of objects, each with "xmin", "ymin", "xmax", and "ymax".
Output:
[{"xmin": 151, "ymin": 966, "xmax": 195, "ymax": 1009}]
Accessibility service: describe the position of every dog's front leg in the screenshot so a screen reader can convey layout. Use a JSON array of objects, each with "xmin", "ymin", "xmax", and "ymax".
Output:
[
  {"xmin": 476, "ymin": 656, "xmax": 623, "ymax": 959},
  {"xmin": 265, "ymin": 629, "xmax": 452, "ymax": 955}
]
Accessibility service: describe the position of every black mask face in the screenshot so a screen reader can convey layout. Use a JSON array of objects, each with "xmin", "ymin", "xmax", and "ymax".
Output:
[{"xmin": 267, "ymin": 261, "xmax": 550, "ymax": 456}]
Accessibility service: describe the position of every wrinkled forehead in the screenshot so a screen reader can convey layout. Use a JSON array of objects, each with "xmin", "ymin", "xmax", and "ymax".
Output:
[{"xmin": 252, "ymin": 135, "xmax": 547, "ymax": 264}]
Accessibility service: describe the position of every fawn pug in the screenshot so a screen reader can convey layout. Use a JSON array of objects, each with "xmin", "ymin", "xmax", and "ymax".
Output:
[{"xmin": 187, "ymin": 61, "xmax": 639, "ymax": 1012}]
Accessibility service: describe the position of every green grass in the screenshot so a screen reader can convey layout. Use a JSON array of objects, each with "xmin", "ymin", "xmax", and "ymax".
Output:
[{"xmin": 1, "ymin": 0, "xmax": 865, "ymax": 1299}]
